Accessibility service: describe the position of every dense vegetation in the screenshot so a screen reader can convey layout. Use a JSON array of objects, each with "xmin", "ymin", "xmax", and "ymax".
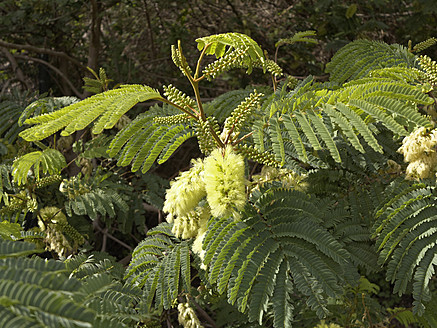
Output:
[{"xmin": 1, "ymin": 1, "xmax": 437, "ymax": 327}]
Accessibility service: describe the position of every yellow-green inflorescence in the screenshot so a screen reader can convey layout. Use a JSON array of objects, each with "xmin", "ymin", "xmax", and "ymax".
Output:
[
  {"xmin": 398, "ymin": 127, "xmax": 437, "ymax": 179},
  {"xmin": 163, "ymin": 146, "xmax": 246, "ymax": 257},
  {"xmin": 203, "ymin": 146, "xmax": 246, "ymax": 218},
  {"xmin": 177, "ymin": 302, "xmax": 204, "ymax": 328}
]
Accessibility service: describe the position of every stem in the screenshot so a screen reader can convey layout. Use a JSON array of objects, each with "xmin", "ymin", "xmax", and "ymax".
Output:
[
  {"xmin": 177, "ymin": 42, "xmax": 225, "ymax": 148},
  {"xmin": 190, "ymin": 298, "xmax": 217, "ymax": 328},
  {"xmin": 232, "ymin": 131, "xmax": 253, "ymax": 146},
  {"xmin": 161, "ymin": 98, "xmax": 198, "ymax": 119},
  {"xmin": 194, "ymin": 43, "xmax": 210, "ymax": 80}
]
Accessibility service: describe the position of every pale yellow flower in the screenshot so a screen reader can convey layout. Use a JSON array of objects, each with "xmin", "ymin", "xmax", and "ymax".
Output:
[
  {"xmin": 398, "ymin": 127, "xmax": 437, "ymax": 179},
  {"xmin": 177, "ymin": 302, "xmax": 204, "ymax": 328},
  {"xmin": 203, "ymin": 146, "xmax": 246, "ymax": 218},
  {"xmin": 163, "ymin": 158, "xmax": 206, "ymax": 222},
  {"xmin": 171, "ymin": 205, "xmax": 210, "ymax": 240}
]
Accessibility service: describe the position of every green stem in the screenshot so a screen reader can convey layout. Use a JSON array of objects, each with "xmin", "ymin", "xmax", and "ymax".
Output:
[
  {"xmin": 194, "ymin": 43, "xmax": 210, "ymax": 80},
  {"xmin": 161, "ymin": 98, "xmax": 198, "ymax": 120},
  {"xmin": 179, "ymin": 42, "xmax": 224, "ymax": 148}
]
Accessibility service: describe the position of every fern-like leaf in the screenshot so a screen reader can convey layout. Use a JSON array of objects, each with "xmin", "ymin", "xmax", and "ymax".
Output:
[
  {"xmin": 275, "ymin": 30, "xmax": 318, "ymax": 48},
  {"xmin": 19, "ymin": 85, "xmax": 163, "ymax": 141},
  {"xmin": 196, "ymin": 33, "xmax": 265, "ymax": 73},
  {"xmin": 12, "ymin": 149, "xmax": 66, "ymax": 185},
  {"xmin": 125, "ymin": 223, "xmax": 192, "ymax": 312},
  {"xmin": 326, "ymin": 40, "xmax": 415, "ymax": 84},
  {"xmin": 373, "ymin": 181, "xmax": 437, "ymax": 315},
  {"xmin": 203, "ymin": 188, "xmax": 352, "ymax": 326},
  {"xmin": 109, "ymin": 112, "xmax": 194, "ymax": 173}
]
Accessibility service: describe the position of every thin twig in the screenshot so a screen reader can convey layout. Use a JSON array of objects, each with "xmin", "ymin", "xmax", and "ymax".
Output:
[
  {"xmin": 190, "ymin": 298, "xmax": 217, "ymax": 328},
  {"xmin": 0, "ymin": 39, "xmax": 87, "ymax": 71},
  {"xmin": 94, "ymin": 221, "xmax": 133, "ymax": 251},
  {"xmin": 13, "ymin": 54, "xmax": 84, "ymax": 98}
]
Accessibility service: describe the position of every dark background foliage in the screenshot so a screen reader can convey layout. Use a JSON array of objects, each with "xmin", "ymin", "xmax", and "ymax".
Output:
[{"xmin": 1, "ymin": 0, "xmax": 436, "ymax": 98}]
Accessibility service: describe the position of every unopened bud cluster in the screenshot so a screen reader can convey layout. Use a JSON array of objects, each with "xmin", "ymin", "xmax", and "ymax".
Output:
[
  {"xmin": 221, "ymin": 91, "xmax": 262, "ymax": 143},
  {"xmin": 236, "ymin": 144, "xmax": 280, "ymax": 167},
  {"xmin": 398, "ymin": 127, "xmax": 437, "ymax": 179},
  {"xmin": 202, "ymin": 47, "xmax": 247, "ymax": 80},
  {"xmin": 252, "ymin": 166, "xmax": 308, "ymax": 192},
  {"xmin": 195, "ymin": 117, "xmax": 220, "ymax": 154},
  {"xmin": 417, "ymin": 55, "xmax": 437, "ymax": 85},
  {"xmin": 163, "ymin": 84, "xmax": 197, "ymax": 111},
  {"xmin": 153, "ymin": 113, "xmax": 192, "ymax": 125}
]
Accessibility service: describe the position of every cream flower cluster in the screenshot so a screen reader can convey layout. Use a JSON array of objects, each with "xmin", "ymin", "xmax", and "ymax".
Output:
[
  {"xmin": 163, "ymin": 158, "xmax": 206, "ymax": 222},
  {"xmin": 163, "ymin": 147, "xmax": 246, "ymax": 248},
  {"xmin": 38, "ymin": 207, "xmax": 72, "ymax": 257},
  {"xmin": 172, "ymin": 205, "xmax": 210, "ymax": 240},
  {"xmin": 203, "ymin": 146, "xmax": 246, "ymax": 218},
  {"xmin": 398, "ymin": 127, "xmax": 437, "ymax": 179},
  {"xmin": 177, "ymin": 302, "xmax": 204, "ymax": 328}
]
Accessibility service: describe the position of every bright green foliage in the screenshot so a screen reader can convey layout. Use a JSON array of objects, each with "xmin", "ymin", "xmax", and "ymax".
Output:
[
  {"xmin": 18, "ymin": 96, "xmax": 79, "ymax": 126},
  {"xmin": 4, "ymin": 31, "xmax": 437, "ymax": 327},
  {"xmin": 251, "ymin": 69, "xmax": 433, "ymax": 166},
  {"xmin": 12, "ymin": 148, "xmax": 66, "ymax": 185},
  {"xmin": 196, "ymin": 32, "xmax": 265, "ymax": 73},
  {"xmin": 108, "ymin": 104, "xmax": 194, "ymax": 172},
  {"xmin": 19, "ymin": 85, "xmax": 163, "ymax": 141}
]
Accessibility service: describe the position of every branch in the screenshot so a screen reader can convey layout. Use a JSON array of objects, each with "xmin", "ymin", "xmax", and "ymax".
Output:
[
  {"xmin": 1, "ymin": 48, "xmax": 30, "ymax": 89},
  {"xmin": 93, "ymin": 219, "xmax": 133, "ymax": 251},
  {"xmin": 13, "ymin": 54, "xmax": 84, "ymax": 98},
  {"xmin": 0, "ymin": 39, "xmax": 88, "ymax": 71}
]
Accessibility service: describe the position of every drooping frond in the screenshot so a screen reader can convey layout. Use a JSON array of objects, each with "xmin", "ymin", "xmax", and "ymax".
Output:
[
  {"xmin": 373, "ymin": 180, "xmax": 437, "ymax": 315},
  {"xmin": 325, "ymin": 40, "xmax": 416, "ymax": 84},
  {"xmin": 202, "ymin": 187, "xmax": 353, "ymax": 326},
  {"xmin": 60, "ymin": 176, "xmax": 128, "ymax": 220},
  {"xmin": 0, "ymin": 250, "xmax": 142, "ymax": 327},
  {"xmin": 125, "ymin": 223, "xmax": 192, "ymax": 312},
  {"xmin": 250, "ymin": 70, "xmax": 432, "ymax": 168},
  {"xmin": 108, "ymin": 104, "xmax": 195, "ymax": 173},
  {"xmin": 12, "ymin": 149, "xmax": 66, "ymax": 185},
  {"xmin": 0, "ymin": 238, "xmax": 44, "ymax": 258},
  {"xmin": 18, "ymin": 96, "xmax": 79, "ymax": 126},
  {"xmin": 275, "ymin": 30, "xmax": 318, "ymax": 48},
  {"xmin": 19, "ymin": 85, "xmax": 164, "ymax": 141},
  {"xmin": 196, "ymin": 33, "xmax": 265, "ymax": 73}
]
